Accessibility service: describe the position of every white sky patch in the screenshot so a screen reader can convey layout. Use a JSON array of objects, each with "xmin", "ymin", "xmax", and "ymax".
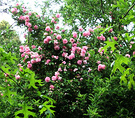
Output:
[{"xmin": 0, "ymin": 0, "xmax": 62, "ymax": 43}]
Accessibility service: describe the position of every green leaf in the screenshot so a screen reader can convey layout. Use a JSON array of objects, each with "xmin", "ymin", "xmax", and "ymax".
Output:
[
  {"xmin": 128, "ymin": 74, "xmax": 135, "ymax": 90},
  {"xmin": 120, "ymin": 68, "xmax": 131, "ymax": 85},
  {"xmin": 4, "ymin": 86, "xmax": 17, "ymax": 103},
  {"xmin": 39, "ymin": 101, "xmax": 55, "ymax": 116},
  {"xmin": 131, "ymin": 43, "xmax": 135, "ymax": 50},
  {"xmin": 22, "ymin": 68, "xmax": 43, "ymax": 89},
  {"xmin": 15, "ymin": 102, "xmax": 36, "ymax": 118},
  {"xmin": 101, "ymin": 38, "xmax": 118, "ymax": 53},
  {"xmin": 125, "ymin": 33, "xmax": 134, "ymax": 42},
  {"xmin": 112, "ymin": 54, "xmax": 130, "ymax": 74}
]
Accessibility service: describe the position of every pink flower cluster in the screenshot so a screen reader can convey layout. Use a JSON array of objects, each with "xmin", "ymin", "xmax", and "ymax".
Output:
[
  {"xmin": 83, "ymin": 31, "xmax": 91, "ymax": 37},
  {"xmin": 98, "ymin": 64, "xmax": 106, "ymax": 71},
  {"xmin": 44, "ymin": 36, "xmax": 52, "ymax": 44},
  {"xmin": 19, "ymin": 45, "xmax": 42, "ymax": 69},
  {"xmin": 11, "ymin": 8, "xmax": 18, "ymax": 13},
  {"xmin": 97, "ymin": 35, "xmax": 106, "ymax": 41},
  {"xmin": 98, "ymin": 47, "xmax": 104, "ymax": 55},
  {"xmin": 11, "ymin": 7, "xmax": 40, "ymax": 32}
]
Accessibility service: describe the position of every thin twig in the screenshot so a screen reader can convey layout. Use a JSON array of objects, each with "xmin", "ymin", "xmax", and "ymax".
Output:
[
  {"xmin": 122, "ymin": 2, "xmax": 135, "ymax": 19},
  {"xmin": 0, "ymin": 68, "xmax": 25, "ymax": 93}
]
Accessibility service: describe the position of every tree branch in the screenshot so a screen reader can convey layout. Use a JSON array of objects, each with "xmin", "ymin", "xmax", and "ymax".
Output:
[
  {"xmin": 0, "ymin": 68, "xmax": 25, "ymax": 93},
  {"xmin": 122, "ymin": 2, "xmax": 135, "ymax": 19}
]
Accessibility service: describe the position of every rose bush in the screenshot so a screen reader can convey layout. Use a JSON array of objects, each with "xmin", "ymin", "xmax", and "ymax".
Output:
[{"xmin": 0, "ymin": 2, "xmax": 135, "ymax": 118}]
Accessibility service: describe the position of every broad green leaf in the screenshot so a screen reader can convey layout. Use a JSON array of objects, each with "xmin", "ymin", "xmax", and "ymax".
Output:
[
  {"xmin": 128, "ymin": 74, "xmax": 135, "ymax": 89},
  {"xmin": 101, "ymin": 38, "xmax": 118, "ymax": 53},
  {"xmin": 112, "ymin": 54, "xmax": 130, "ymax": 74},
  {"xmin": 39, "ymin": 101, "xmax": 55, "ymax": 115},
  {"xmin": 15, "ymin": 102, "xmax": 36, "ymax": 118},
  {"xmin": 4, "ymin": 86, "xmax": 17, "ymax": 103},
  {"xmin": 125, "ymin": 33, "xmax": 134, "ymax": 42},
  {"xmin": 21, "ymin": 68, "xmax": 43, "ymax": 89},
  {"xmin": 131, "ymin": 43, "xmax": 135, "ymax": 50},
  {"xmin": 120, "ymin": 68, "xmax": 131, "ymax": 85}
]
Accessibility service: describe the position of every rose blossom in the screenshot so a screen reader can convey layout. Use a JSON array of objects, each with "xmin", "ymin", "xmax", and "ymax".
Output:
[
  {"xmin": 109, "ymin": 28, "xmax": 113, "ymax": 32},
  {"xmin": 50, "ymin": 85, "xmax": 54, "ymax": 90},
  {"xmin": 78, "ymin": 27, "xmax": 83, "ymax": 32},
  {"xmin": 133, "ymin": 51, "xmax": 135, "ymax": 55},
  {"xmin": 54, "ymin": 45, "xmax": 60, "ymax": 50},
  {"xmin": 98, "ymin": 64, "xmax": 106, "ymax": 71},
  {"xmin": 45, "ymin": 26, "xmax": 51, "ymax": 31},
  {"xmin": 97, "ymin": 61, "xmax": 101, "ymax": 64},
  {"xmin": 32, "ymin": 45, "xmax": 36, "ymax": 49},
  {"xmin": 15, "ymin": 75, "xmax": 20, "ymax": 80},
  {"xmin": 77, "ymin": 60, "xmax": 82, "ymax": 65},
  {"xmin": 56, "ymin": 13, "xmax": 60, "ymax": 18},
  {"xmin": 113, "ymin": 36, "xmax": 117, "ymax": 41},
  {"xmin": 56, "ymin": 34, "xmax": 61, "ymax": 40},
  {"xmin": 45, "ymin": 77, "xmax": 50, "ymax": 82},
  {"xmin": 52, "ymin": 76, "xmax": 57, "ymax": 81},
  {"xmin": 70, "ymin": 38, "xmax": 75, "ymax": 43},
  {"xmin": 34, "ymin": 25, "xmax": 38, "ymax": 29},
  {"xmin": 72, "ymin": 32, "xmax": 77, "ymax": 38},
  {"xmin": 125, "ymin": 54, "xmax": 130, "ymax": 58},
  {"xmin": 63, "ymin": 39, "xmax": 68, "ymax": 44},
  {"xmin": 45, "ymin": 59, "xmax": 51, "ymax": 64}
]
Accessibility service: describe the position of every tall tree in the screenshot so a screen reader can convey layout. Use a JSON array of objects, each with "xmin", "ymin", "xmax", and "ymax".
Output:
[{"xmin": 0, "ymin": 20, "xmax": 21, "ymax": 54}]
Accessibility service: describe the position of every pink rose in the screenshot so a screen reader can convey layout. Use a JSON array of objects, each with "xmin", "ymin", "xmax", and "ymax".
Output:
[
  {"xmin": 133, "ymin": 51, "xmax": 135, "ymax": 55},
  {"xmin": 82, "ymin": 46, "xmax": 88, "ymax": 51},
  {"xmin": 68, "ymin": 54, "xmax": 75, "ymax": 60},
  {"xmin": 58, "ymin": 68, "xmax": 62, "ymax": 72},
  {"xmin": 45, "ymin": 26, "xmax": 51, "ymax": 31},
  {"xmin": 45, "ymin": 77, "xmax": 50, "ymax": 82},
  {"xmin": 80, "ymin": 78, "xmax": 83, "ymax": 81},
  {"xmin": 54, "ymin": 45, "xmax": 60, "ymax": 50},
  {"xmin": 56, "ymin": 34, "xmax": 62, "ymax": 40},
  {"xmin": 88, "ymin": 28, "xmax": 94, "ymax": 32},
  {"xmin": 23, "ymin": 9, "xmax": 27, "ymax": 13},
  {"xmin": 98, "ymin": 64, "xmax": 106, "ymax": 71},
  {"xmin": 21, "ymin": 53, "xmax": 25, "ymax": 57},
  {"xmin": 34, "ymin": 25, "xmax": 38, "ymax": 29},
  {"xmin": 83, "ymin": 31, "xmax": 87, "ymax": 37},
  {"xmin": 97, "ymin": 61, "xmax": 101, "ymax": 64},
  {"xmin": 28, "ymin": 12, "xmax": 32, "ymax": 16},
  {"xmin": 113, "ymin": 36, "xmax": 117, "ymax": 41},
  {"xmin": 56, "ymin": 25, "xmax": 60, "ymax": 30},
  {"xmin": 27, "ymin": 23, "xmax": 32, "ymax": 27},
  {"xmin": 70, "ymin": 38, "xmax": 75, "ymax": 43},
  {"xmin": 45, "ymin": 59, "xmax": 51, "ymax": 64},
  {"xmin": 62, "ymin": 61, "xmax": 66, "ymax": 64},
  {"xmin": 78, "ymin": 27, "xmax": 83, "ymax": 32},
  {"xmin": 52, "ymin": 76, "xmax": 57, "ymax": 81},
  {"xmin": 28, "ymin": 28, "xmax": 32, "ymax": 32},
  {"xmin": 31, "ymin": 59, "xmax": 36, "ymax": 64},
  {"xmin": 125, "ymin": 54, "xmax": 130, "ymax": 58},
  {"xmin": 109, "ymin": 28, "xmax": 113, "ymax": 32},
  {"xmin": 38, "ymin": 46, "xmax": 42, "ymax": 50},
  {"xmin": 88, "ymin": 68, "xmax": 92, "ymax": 72},
  {"xmin": 77, "ymin": 60, "xmax": 82, "ymax": 65},
  {"xmin": 15, "ymin": 75, "xmax": 20, "ymax": 80},
  {"xmin": 36, "ymin": 58, "xmax": 41, "ymax": 62},
  {"xmin": 27, "ymin": 63, "xmax": 32, "ymax": 68},
  {"xmin": 32, "ymin": 45, "xmax": 36, "ymax": 49},
  {"xmin": 56, "ymin": 13, "xmax": 60, "ymax": 18},
  {"xmin": 50, "ymin": 85, "xmax": 54, "ymax": 90},
  {"xmin": 85, "ymin": 57, "xmax": 89, "ymax": 60},
  {"xmin": 44, "ymin": 39, "xmax": 49, "ymax": 44},
  {"xmin": 63, "ymin": 39, "xmax": 68, "ymax": 44},
  {"xmin": 83, "ymin": 60, "xmax": 87, "ymax": 64},
  {"xmin": 72, "ymin": 32, "xmax": 77, "ymax": 38}
]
